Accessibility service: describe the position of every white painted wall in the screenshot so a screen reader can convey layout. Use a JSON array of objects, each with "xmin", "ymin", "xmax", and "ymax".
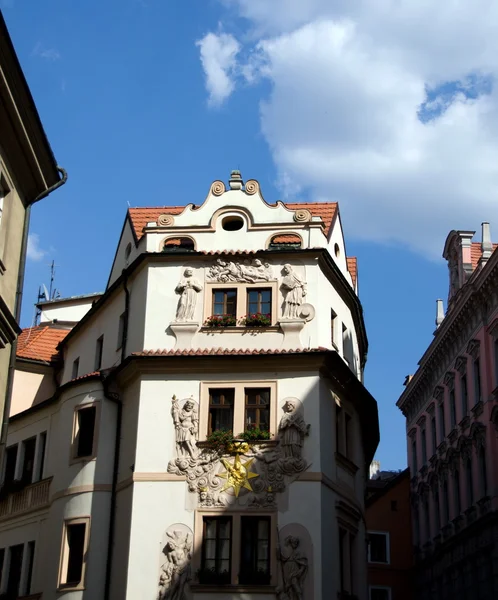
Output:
[{"xmin": 39, "ymin": 295, "xmax": 101, "ymax": 323}]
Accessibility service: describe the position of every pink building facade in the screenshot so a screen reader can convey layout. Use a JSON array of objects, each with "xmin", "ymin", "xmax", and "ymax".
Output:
[{"xmin": 397, "ymin": 223, "xmax": 498, "ymax": 600}]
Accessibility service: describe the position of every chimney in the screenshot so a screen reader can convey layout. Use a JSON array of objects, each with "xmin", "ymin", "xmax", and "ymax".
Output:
[
  {"xmin": 479, "ymin": 222, "xmax": 493, "ymax": 269},
  {"xmin": 435, "ymin": 298, "xmax": 444, "ymax": 328}
]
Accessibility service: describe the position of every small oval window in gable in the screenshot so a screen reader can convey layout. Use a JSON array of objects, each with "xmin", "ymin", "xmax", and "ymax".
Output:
[
  {"xmin": 269, "ymin": 234, "xmax": 302, "ymax": 250},
  {"xmin": 221, "ymin": 215, "xmax": 244, "ymax": 231},
  {"xmin": 163, "ymin": 237, "xmax": 195, "ymax": 252},
  {"xmin": 125, "ymin": 242, "xmax": 132, "ymax": 260},
  {"xmin": 334, "ymin": 243, "xmax": 340, "ymax": 258}
]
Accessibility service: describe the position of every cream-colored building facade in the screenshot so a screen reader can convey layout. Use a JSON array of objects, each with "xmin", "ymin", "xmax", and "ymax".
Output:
[
  {"xmin": 0, "ymin": 12, "xmax": 66, "ymax": 455},
  {"xmin": 0, "ymin": 172, "xmax": 379, "ymax": 599}
]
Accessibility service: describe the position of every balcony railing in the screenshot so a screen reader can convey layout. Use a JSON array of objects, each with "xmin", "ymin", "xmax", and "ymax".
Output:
[{"xmin": 0, "ymin": 478, "xmax": 52, "ymax": 520}]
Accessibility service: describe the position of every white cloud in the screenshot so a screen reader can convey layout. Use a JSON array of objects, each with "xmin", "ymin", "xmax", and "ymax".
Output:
[
  {"xmin": 32, "ymin": 42, "xmax": 61, "ymax": 61},
  {"xmin": 206, "ymin": 1, "xmax": 498, "ymax": 257},
  {"xmin": 196, "ymin": 32, "xmax": 241, "ymax": 107},
  {"xmin": 27, "ymin": 234, "xmax": 47, "ymax": 262}
]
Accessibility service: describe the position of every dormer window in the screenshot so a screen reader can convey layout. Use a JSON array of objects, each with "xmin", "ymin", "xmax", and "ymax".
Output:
[
  {"xmin": 268, "ymin": 234, "xmax": 302, "ymax": 250},
  {"xmin": 163, "ymin": 237, "xmax": 195, "ymax": 252}
]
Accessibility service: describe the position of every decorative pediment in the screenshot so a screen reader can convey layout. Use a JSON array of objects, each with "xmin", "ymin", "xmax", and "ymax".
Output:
[
  {"xmin": 416, "ymin": 415, "xmax": 426, "ymax": 427},
  {"xmin": 487, "ymin": 318, "xmax": 498, "ymax": 339},
  {"xmin": 443, "ymin": 371, "xmax": 455, "ymax": 390},
  {"xmin": 454, "ymin": 356, "xmax": 468, "ymax": 375},
  {"xmin": 466, "ymin": 339, "xmax": 480, "ymax": 359},
  {"xmin": 433, "ymin": 385, "xmax": 445, "ymax": 403},
  {"xmin": 427, "ymin": 402, "xmax": 435, "ymax": 416},
  {"xmin": 408, "ymin": 427, "xmax": 417, "ymax": 440}
]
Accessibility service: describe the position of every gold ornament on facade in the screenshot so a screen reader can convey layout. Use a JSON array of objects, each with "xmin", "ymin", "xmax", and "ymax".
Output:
[
  {"xmin": 218, "ymin": 454, "xmax": 259, "ymax": 497},
  {"xmin": 211, "ymin": 180, "xmax": 226, "ymax": 196},
  {"xmin": 245, "ymin": 180, "xmax": 259, "ymax": 195},
  {"xmin": 294, "ymin": 209, "xmax": 312, "ymax": 223},
  {"xmin": 158, "ymin": 214, "xmax": 175, "ymax": 227}
]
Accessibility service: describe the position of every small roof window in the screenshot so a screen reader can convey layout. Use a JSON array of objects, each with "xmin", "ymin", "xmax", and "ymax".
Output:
[{"xmin": 163, "ymin": 237, "xmax": 195, "ymax": 252}]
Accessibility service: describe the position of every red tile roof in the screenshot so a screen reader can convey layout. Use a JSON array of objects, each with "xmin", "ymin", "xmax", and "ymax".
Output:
[
  {"xmin": 17, "ymin": 326, "xmax": 70, "ymax": 363},
  {"xmin": 271, "ymin": 234, "xmax": 302, "ymax": 244},
  {"xmin": 470, "ymin": 242, "xmax": 498, "ymax": 270},
  {"xmin": 128, "ymin": 206, "xmax": 185, "ymax": 241},
  {"xmin": 133, "ymin": 347, "xmax": 327, "ymax": 357},
  {"xmin": 347, "ymin": 257, "xmax": 358, "ymax": 288},
  {"xmin": 128, "ymin": 201, "xmax": 337, "ymax": 240}
]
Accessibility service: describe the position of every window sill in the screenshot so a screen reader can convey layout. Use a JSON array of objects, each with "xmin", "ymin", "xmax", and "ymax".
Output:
[
  {"xmin": 57, "ymin": 584, "xmax": 85, "ymax": 592},
  {"xmin": 335, "ymin": 452, "xmax": 359, "ymax": 475},
  {"xmin": 191, "ymin": 584, "xmax": 276, "ymax": 593},
  {"xmin": 69, "ymin": 455, "xmax": 97, "ymax": 466},
  {"xmin": 200, "ymin": 326, "xmax": 280, "ymax": 333}
]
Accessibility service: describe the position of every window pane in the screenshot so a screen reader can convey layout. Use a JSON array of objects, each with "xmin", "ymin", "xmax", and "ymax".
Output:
[
  {"xmin": 76, "ymin": 407, "xmax": 96, "ymax": 457},
  {"xmin": 21, "ymin": 437, "xmax": 36, "ymax": 484},
  {"xmin": 201, "ymin": 517, "xmax": 232, "ymax": 583},
  {"xmin": 66, "ymin": 523, "xmax": 86, "ymax": 585},
  {"xmin": 4, "ymin": 445, "xmax": 18, "ymax": 485},
  {"xmin": 240, "ymin": 517, "xmax": 270, "ymax": 584},
  {"xmin": 369, "ymin": 533, "xmax": 387, "ymax": 563}
]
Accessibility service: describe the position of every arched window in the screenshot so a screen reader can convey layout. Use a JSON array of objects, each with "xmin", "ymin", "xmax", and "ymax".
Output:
[
  {"xmin": 162, "ymin": 237, "xmax": 195, "ymax": 252},
  {"xmin": 268, "ymin": 234, "xmax": 302, "ymax": 250}
]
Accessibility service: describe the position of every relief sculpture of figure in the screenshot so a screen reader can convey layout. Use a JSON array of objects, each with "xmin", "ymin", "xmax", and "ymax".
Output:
[
  {"xmin": 277, "ymin": 535, "xmax": 308, "ymax": 600},
  {"xmin": 171, "ymin": 396, "xmax": 198, "ymax": 459},
  {"xmin": 175, "ymin": 268, "xmax": 203, "ymax": 321},
  {"xmin": 208, "ymin": 258, "xmax": 274, "ymax": 283},
  {"xmin": 278, "ymin": 400, "xmax": 310, "ymax": 459},
  {"xmin": 280, "ymin": 264, "xmax": 307, "ymax": 319},
  {"xmin": 158, "ymin": 530, "xmax": 192, "ymax": 600}
]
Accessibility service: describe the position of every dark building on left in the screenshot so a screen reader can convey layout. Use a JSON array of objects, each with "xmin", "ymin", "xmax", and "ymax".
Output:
[{"xmin": 0, "ymin": 11, "xmax": 66, "ymax": 447}]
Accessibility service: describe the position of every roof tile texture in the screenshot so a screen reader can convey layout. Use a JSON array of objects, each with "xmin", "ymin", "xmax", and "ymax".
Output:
[
  {"xmin": 128, "ymin": 200, "xmax": 337, "ymax": 240},
  {"xmin": 17, "ymin": 326, "xmax": 69, "ymax": 363},
  {"xmin": 470, "ymin": 242, "xmax": 498, "ymax": 270},
  {"xmin": 133, "ymin": 347, "xmax": 327, "ymax": 357},
  {"xmin": 347, "ymin": 257, "xmax": 358, "ymax": 288}
]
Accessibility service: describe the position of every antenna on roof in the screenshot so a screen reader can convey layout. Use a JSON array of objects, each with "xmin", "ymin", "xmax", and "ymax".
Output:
[{"xmin": 34, "ymin": 260, "xmax": 61, "ymax": 325}]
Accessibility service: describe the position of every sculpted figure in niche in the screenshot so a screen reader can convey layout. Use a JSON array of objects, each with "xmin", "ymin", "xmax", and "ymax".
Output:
[
  {"xmin": 175, "ymin": 268, "xmax": 202, "ymax": 321},
  {"xmin": 278, "ymin": 400, "xmax": 310, "ymax": 459},
  {"xmin": 280, "ymin": 264, "xmax": 307, "ymax": 319},
  {"xmin": 277, "ymin": 535, "xmax": 308, "ymax": 600},
  {"xmin": 171, "ymin": 396, "xmax": 198, "ymax": 459},
  {"xmin": 158, "ymin": 530, "xmax": 192, "ymax": 600}
]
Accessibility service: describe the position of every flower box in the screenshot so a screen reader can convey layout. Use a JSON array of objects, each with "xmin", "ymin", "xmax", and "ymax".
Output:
[
  {"xmin": 241, "ymin": 313, "xmax": 271, "ymax": 327},
  {"xmin": 204, "ymin": 314, "xmax": 237, "ymax": 328}
]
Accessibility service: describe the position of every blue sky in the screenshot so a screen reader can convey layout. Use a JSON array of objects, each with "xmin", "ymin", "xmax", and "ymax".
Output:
[{"xmin": 4, "ymin": 0, "xmax": 498, "ymax": 470}]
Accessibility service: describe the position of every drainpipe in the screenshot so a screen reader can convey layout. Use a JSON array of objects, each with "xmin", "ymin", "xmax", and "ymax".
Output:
[
  {"xmin": 103, "ymin": 380, "xmax": 122, "ymax": 600},
  {"xmin": 1, "ymin": 167, "xmax": 68, "ymax": 446},
  {"xmin": 104, "ymin": 270, "xmax": 129, "ymax": 599}
]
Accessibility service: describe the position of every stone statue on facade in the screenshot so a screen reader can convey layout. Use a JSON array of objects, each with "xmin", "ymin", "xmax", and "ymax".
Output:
[
  {"xmin": 171, "ymin": 396, "xmax": 198, "ymax": 459},
  {"xmin": 158, "ymin": 529, "xmax": 192, "ymax": 600},
  {"xmin": 174, "ymin": 268, "xmax": 202, "ymax": 321},
  {"xmin": 208, "ymin": 258, "xmax": 273, "ymax": 283},
  {"xmin": 280, "ymin": 265, "xmax": 307, "ymax": 319},
  {"xmin": 277, "ymin": 535, "xmax": 308, "ymax": 600},
  {"xmin": 278, "ymin": 400, "xmax": 310, "ymax": 459}
]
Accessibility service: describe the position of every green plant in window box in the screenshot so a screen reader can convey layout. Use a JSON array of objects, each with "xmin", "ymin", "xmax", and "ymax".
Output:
[
  {"xmin": 204, "ymin": 314, "xmax": 237, "ymax": 328},
  {"xmin": 241, "ymin": 313, "xmax": 271, "ymax": 327},
  {"xmin": 238, "ymin": 428, "xmax": 272, "ymax": 442},
  {"xmin": 196, "ymin": 567, "xmax": 231, "ymax": 585},
  {"xmin": 205, "ymin": 429, "xmax": 235, "ymax": 452}
]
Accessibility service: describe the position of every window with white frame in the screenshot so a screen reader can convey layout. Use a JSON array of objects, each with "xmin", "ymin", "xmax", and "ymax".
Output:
[
  {"xmin": 201, "ymin": 382, "xmax": 276, "ymax": 439},
  {"xmin": 367, "ymin": 532, "xmax": 390, "ymax": 564},
  {"xmin": 58, "ymin": 518, "xmax": 90, "ymax": 590},
  {"xmin": 370, "ymin": 586, "xmax": 392, "ymax": 600}
]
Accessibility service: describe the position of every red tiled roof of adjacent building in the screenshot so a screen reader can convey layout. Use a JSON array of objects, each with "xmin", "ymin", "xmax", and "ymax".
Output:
[
  {"xmin": 128, "ymin": 201, "xmax": 338, "ymax": 241},
  {"xmin": 347, "ymin": 257, "xmax": 358, "ymax": 288},
  {"xmin": 17, "ymin": 326, "xmax": 70, "ymax": 363},
  {"xmin": 470, "ymin": 242, "xmax": 498, "ymax": 270},
  {"xmin": 133, "ymin": 347, "xmax": 327, "ymax": 357}
]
